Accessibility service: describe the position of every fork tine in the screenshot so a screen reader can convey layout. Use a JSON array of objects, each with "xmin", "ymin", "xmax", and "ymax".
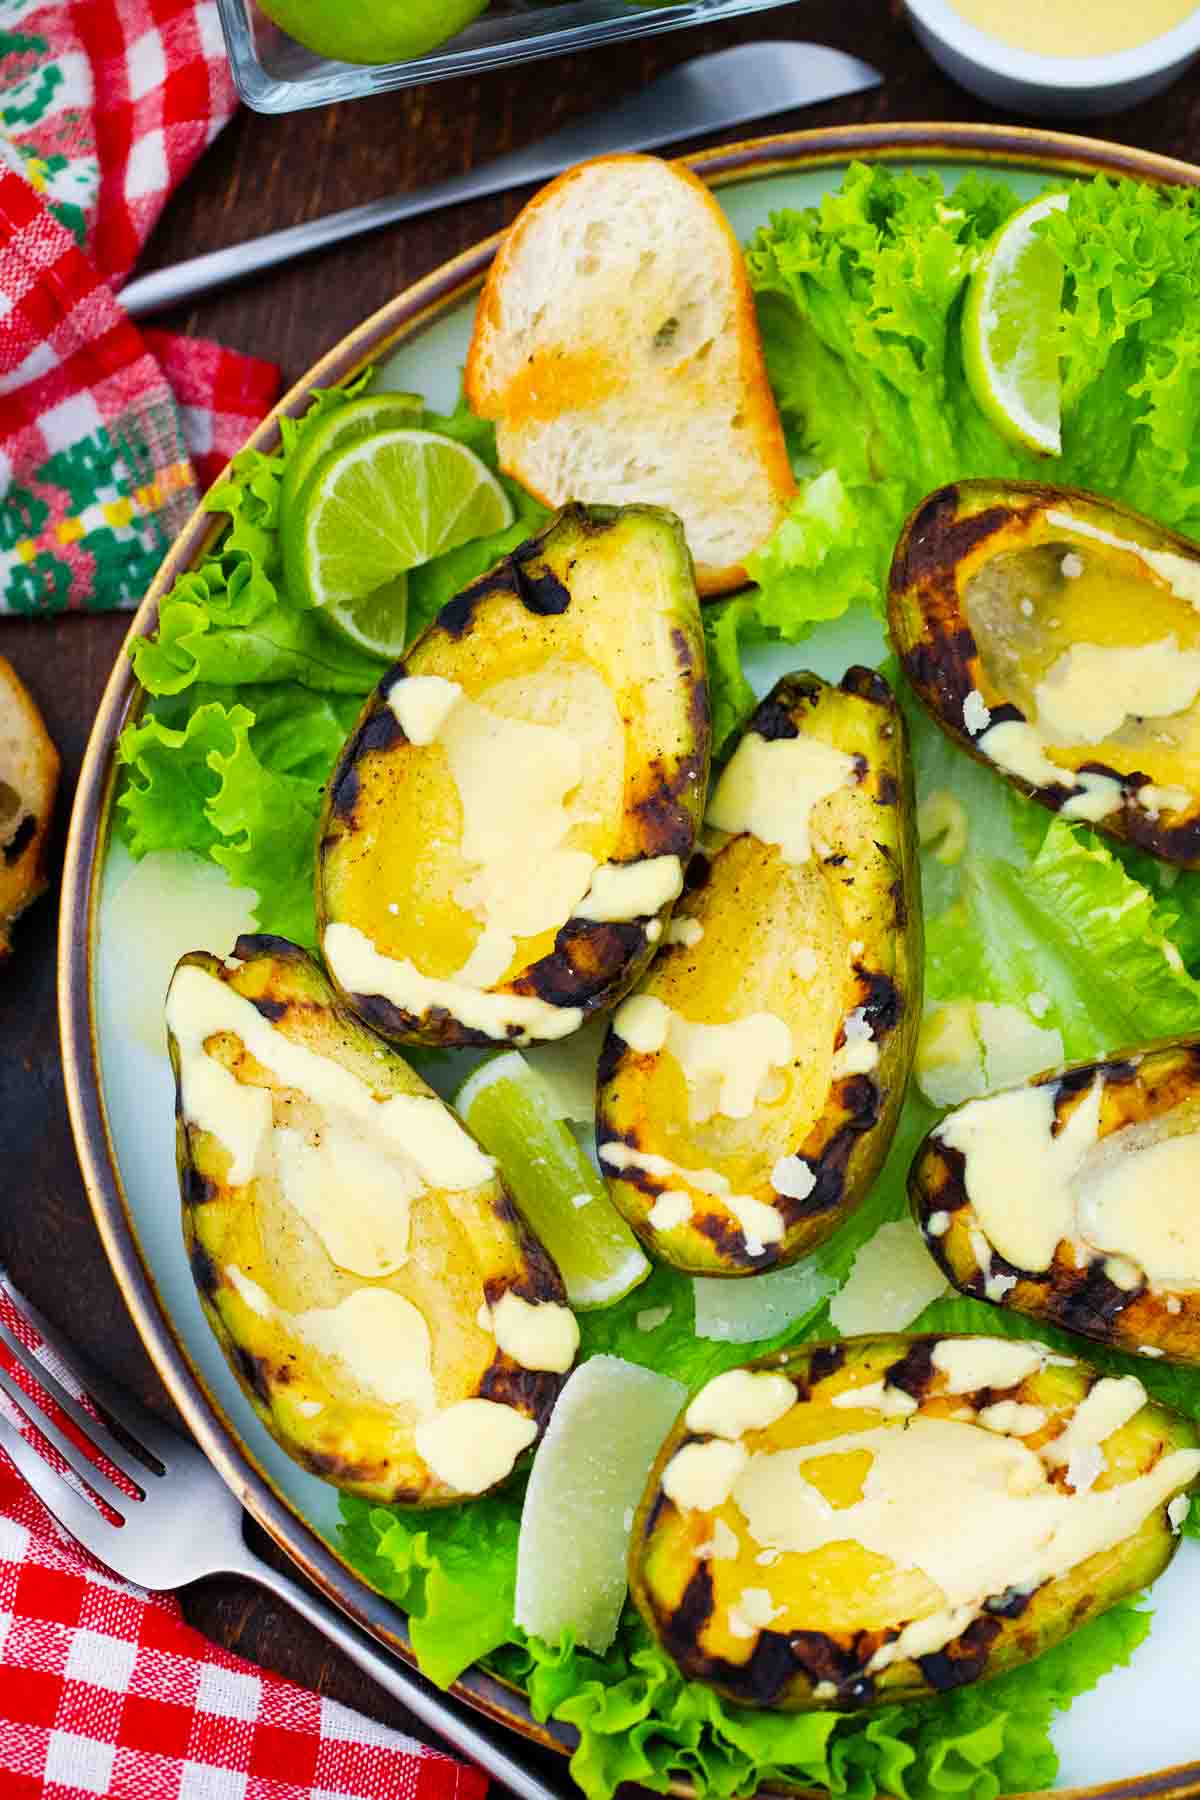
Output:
[
  {"xmin": 0, "ymin": 1410, "xmax": 123, "ymax": 1564},
  {"xmin": 0, "ymin": 1364, "xmax": 134, "ymax": 1513},
  {"xmin": 0, "ymin": 1317, "xmax": 159, "ymax": 1485},
  {"xmin": 0, "ymin": 1271, "xmax": 183, "ymax": 1466}
]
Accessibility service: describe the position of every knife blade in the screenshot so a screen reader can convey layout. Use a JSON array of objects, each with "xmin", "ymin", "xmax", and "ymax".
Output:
[{"xmin": 120, "ymin": 41, "xmax": 880, "ymax": 318}]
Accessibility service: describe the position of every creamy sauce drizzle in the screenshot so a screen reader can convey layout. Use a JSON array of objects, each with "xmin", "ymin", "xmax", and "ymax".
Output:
[
  {"xmin": 706, "ymin": 731, "xmax": 857, "ymax": 863},
  {"xmin": 167, "ymin": 964, "xmax": 494, "ymax": 1277}
]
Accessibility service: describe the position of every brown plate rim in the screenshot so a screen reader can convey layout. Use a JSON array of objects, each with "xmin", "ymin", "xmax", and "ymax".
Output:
[{"xmin": 58, "ymin": 120, "xmax": 1200, "ymax": 1800}]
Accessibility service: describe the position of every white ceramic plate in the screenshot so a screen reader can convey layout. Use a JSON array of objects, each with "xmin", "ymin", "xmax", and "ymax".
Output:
[{"xmin": 66, "ymin": 131, "xmax": 1200, "ymax": 1793}]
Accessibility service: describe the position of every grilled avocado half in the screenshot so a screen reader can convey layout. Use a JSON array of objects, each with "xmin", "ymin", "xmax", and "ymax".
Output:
[
  {"xmin": 167, "ymin": 936, "xmax": 577, "ymax": 1505},
  {"xmin": 911, "ymin": 1035, "xmax": 1200, "ymax": 1366},
  {"xmin": 631, "ymin": 1334, "xmax": 1200, "ymax": 1710},
  {"xmin": 890, "ymin": 480, "xmax": 1200, "ymax": 865},
  {"xmin": 317, "ymin": 503, "xmax": 710, "ymax": 1047},
  {"xmin": 596, "ymin": 669, "xmax": 921, "ymax": 1274}
]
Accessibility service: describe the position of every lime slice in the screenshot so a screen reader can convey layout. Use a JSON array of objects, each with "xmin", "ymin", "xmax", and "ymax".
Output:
[
  {"xmin": 963, "ymin": 192, "xmax": 1068, "ymax": 455},
  {"xmin": 456, "ymin": 1051, "xmax": 650, "ymax": 1309},
  {"xmin": 514, "ymin": 1355, "xmax": 685, "ymax": 1653},
  {"xmin": 282, "ymin": 427, "xmax": 513, "ymax": 615},
  {"xmin": 279, "ymin": 392, "xmax": 422, "ymax": 523}
]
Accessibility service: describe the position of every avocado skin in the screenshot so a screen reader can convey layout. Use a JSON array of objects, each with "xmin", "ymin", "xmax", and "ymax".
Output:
[
  {"xmin": 317, "ymin": 503, "xmax": 710, "ymax": 1046},
  {"xmin": 168, "ymin": 936, "xmax": 569, "ymax": 1505},
  {"xmin": 911, "ymin": 1035, "xmax": 1200, "ymax": 1367},
  {"xmin": 889, "ymin": 478, "xmax": 1200, "ymax": 866},
  {"xmin": 597, "ymin": 667, "xmax": 922, "ymax": 1275},
  {"xmin": 630, "ymin": 1333, "xmax": 1198, "ymax": 1710}
]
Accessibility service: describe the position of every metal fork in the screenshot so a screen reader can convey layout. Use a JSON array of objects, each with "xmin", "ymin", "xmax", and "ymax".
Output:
[{"xmin": 0, "ymin": 1278, "xmax": 566, "ymax": 1800}]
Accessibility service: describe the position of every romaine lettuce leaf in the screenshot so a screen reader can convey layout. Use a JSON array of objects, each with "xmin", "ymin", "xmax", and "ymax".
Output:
[
  {"xmin": 744, "ymin": 165, "xmax": 1200, "ymax": 639},
  {"xmin": 339, "ymin": 1479, "xmax": 1151, "ymax": 1800},
  {"xmin": 115, "ymin": 379, "xmax": 538, "ymax": 940}
]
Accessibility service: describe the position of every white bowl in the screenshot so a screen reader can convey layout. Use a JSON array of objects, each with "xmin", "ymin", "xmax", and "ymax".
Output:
[{"xmin": 905, "ymin": 0, "xmax": 1200, "ymax": 116}]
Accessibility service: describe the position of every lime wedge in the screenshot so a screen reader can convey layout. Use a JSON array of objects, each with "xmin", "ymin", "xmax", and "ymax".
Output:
[
  {"xmin": 514, "ymin": 1356, "xmax": 685, "ymax": 1653},
  {"xmin": 279, "ymin": 392, "xmax": 422, "ymax": 523},
  {"xmin": 282, "ymin": 427, "xmax": 513, "ymax": 616},
  {"xmin": 456, "ymin": 1051, "xmax": 650, "ymax": 1309},
  {"xmin": 963, "ymin": 192, "xmax": 1068, "ymax": 455},
  {"xmin": 321, "ymin": 572, "xmax": 409, "ymax": 662}
]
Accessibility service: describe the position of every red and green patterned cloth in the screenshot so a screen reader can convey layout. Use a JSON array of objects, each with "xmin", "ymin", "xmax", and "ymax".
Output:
[{"xmin": 0, "ymin": 0, "xmax": 281, "ymax": 618}]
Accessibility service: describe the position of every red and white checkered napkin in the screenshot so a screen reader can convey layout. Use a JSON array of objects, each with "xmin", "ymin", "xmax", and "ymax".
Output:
[
  {"xmin": 0, "ymin": 1287, "xmax": 489, "ymax": 1800},
  {"xmin": 0, "ymin": 0, "xmax": 281, "ymax": 618}
]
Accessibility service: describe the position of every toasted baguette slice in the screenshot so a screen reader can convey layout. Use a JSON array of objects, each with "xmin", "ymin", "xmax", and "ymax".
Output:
[
  {"xmin": 466, "ymin": 154, "xmax": 795, "ymax": 596},
  {"xmin": 0, "ymin": 657, "xmax": 58, "ymax": 960}
]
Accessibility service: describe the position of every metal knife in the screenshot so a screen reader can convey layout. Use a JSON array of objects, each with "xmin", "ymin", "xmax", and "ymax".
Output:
[{"xmin": 120, "ymin": 41, "xmax": 880, "ymax": 318}]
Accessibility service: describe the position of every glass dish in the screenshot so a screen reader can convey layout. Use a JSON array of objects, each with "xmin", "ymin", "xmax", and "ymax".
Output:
[{"xmin": 217, "ymin": 0, "xmax": 798, "ymax": 113}]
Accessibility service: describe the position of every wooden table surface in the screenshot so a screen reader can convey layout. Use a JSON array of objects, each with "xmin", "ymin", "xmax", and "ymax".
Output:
[{"xmin": 6, "ymin": 0, "xmax": 1200, "ymax": 1773}]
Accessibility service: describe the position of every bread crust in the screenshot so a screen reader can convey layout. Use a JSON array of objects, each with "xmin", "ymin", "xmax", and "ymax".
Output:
[
  {"xmin": 466, "ymin": 154, "xmax": 794, "ymax": 596},
  {"xmin": 0, "ymin": 656, "xmax": 59, "ymax": 960}
]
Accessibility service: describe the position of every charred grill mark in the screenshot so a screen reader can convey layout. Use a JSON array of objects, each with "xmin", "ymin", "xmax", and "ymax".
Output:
[
  {"xmin": 3, "ymin": 814, "xmax": 34, "ymax": 864},
  {"xmin": 231, "ymin": 1343, "xmax": 274, "ymax": 1407},
  {"xmin": 924, "ymin": 1143, "xmax": 969, "ymax": 1212},
  {"xmin": 986, "ymin": 1584, "xmax": 1036, "ymax": 1619},
  {"xmin": 671, "ymin": 626, "xmax": 696, "ymax": 676},
  {"xmin": 729, "ymin": 1632, "xmax": 807, "ymax": 1706},
  {"xmin": 490, "ymin": 1190, "xmax": 520, "ymax": 1226},
  {"xmin": 664, "ymin": 1562, "xmax": 715, "ymax": 1661},
  {"xmin": 859, "ymin": 971, "xmax": 900, "ymax": 1038},
  {"xmin": 233, "ymin": 933, "xmax": 300, "ymax": 963},
  {"xmin": 510, "ymin": 1235, "xmax": 570, "ymax": 1308},
  {"xmin": 784, "ymin": 1080, "xmax": 880, "ymax": 1222},
  {"xmin": 596, "ymin": 1030, "xmax": 625, "ymax": 1089},
  {"xmin": 750, "ymin": 698, "xmax": 800, "ymax": 742},
  {"xmin": 890, "ymin": 877, "xmax": 908, "ymax": 930},
  {"xmin": 520, "ymin": 920, "xmax": 643, "ymax": 1007},
  {"xmin": 478, "ymin": 1358, "xmax": 559, "ymax": 1423},
  {"xmin": 876, "ymin": 772, "xmax": 898, "ymax": 808},
  {"xmin": 895, "ymin": 494, "xmax": 1011, "ymax": 594},
  {"xmin": 631, "ymin": 755, "xmax": 705, "ymax": 858},
  {"xmin": 690, "ymin": 674, "xmax": 710, "ymax": 746},
  {"xmin": 298, "ymin": 1445, "xmax": 395, "ymax": 1489},
  {"xmin": 694, "ymin": 1209, "xmax": 761, "ymax": 1267},
  {"xmin": 437, "ymin": 565, "xmax": 515, "ymax": 637},
  {"xmin": 918, "ymin": 1615, "xmax": 1001, "ymax": 1692},
  {"xmin": 182, "ymin": 1166, "xmax": 218, "ymax": 1209},
  {"xmin": 512, "ymin": 553, "xmax": 572, "ymax": 616},
  {"xmin": 596, "ymin": 1127, "xmax": 657, "ymax": 1196},
  {"xmin": 348, "ymin": 990, "xmax": 485, "ymax": 1048},
  {"xmin": 1051, "ymin": 1265, "xmax": 1137, "ymax": 1336},
  {"xmin": 188, "ymin": 1239, "xmax": 220, "ymax": 1299},
  {"xmin": 1090, "ymin": 1058, "xmax": 1138, "ymax": 1088},
  {"xmin": 684, "ymin": 851, "xmax": 711, "ymax": 893},
  {"xmin": 840, "ymin": 665, "xmax": 894, "ymax": 709},
  {"xmin": 328, "ymin": 761, "xmax": 360, "ymax": 824},
  {"xmin": 251, "ymin": 996, "xmax": 289, "ymax": 1023},
  {"xmin": 807, "ymin": 1343, "xmax": 846, "ymax": 1389},
  {"xmin": 361, "ymin": 709, "xmax": 405, "ymax": 757},
  {"xmin": 886, "ymin": 1338, "xmax": 935, "ymax": 1400}
]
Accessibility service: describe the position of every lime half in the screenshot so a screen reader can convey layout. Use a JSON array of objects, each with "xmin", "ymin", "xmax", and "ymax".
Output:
[
  {"xmin": 963, "ymin": 192, "xmax": 1068, "ymax": 456},
  {"xmin": 279, "ymin": 391, "xmax": 422, "ymax": 523},
  {"xmin": 456, "ymin": 1051, "xmax": 650, "ymax": 1309},
  {"xmin": 514, "ymin": 1356, "xmax": 685, "ymax": 1653},
  {"xmin": 283, "ymin": 427, "xmax": 513, "ymax": 619}
]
